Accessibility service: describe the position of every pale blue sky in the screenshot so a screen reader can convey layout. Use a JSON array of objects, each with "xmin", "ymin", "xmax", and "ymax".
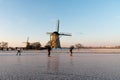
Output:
[{"xmin": 0, "ymin": 0, "xmax": 120, "ymax": 47}]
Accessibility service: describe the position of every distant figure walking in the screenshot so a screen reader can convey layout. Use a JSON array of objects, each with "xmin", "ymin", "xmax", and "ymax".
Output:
[
  {"xmin": 45, "ymin": 45, "xmax": 52, "ymax": 57},
  {"xmin": 16, "ymin": 48, "xmax": 21, "ymax": 56},
  {"xmin": 69, "ymin": 46, "xmax": 74, "ymax": 56}
]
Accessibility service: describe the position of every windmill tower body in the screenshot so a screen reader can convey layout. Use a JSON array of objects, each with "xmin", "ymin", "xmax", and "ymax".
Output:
[
  {"xmin": 51, "ymin": 32, "xmax": 61, "ymax": 48},
  {"xmin": 47, "ymin": 20, "xmax": 71, "ymax": 48}
]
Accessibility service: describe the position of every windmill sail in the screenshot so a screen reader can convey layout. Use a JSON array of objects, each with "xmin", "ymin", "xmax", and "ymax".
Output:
[
  {"xmin": 59, "ymin": 33, "xmax": 72, "ymax": 36},
  {"xmin": 57, "ymin": 20, "xmax": 60, "ymax": 32},
  {"xmin": 27, "ymin": 37, "xmax": 29, "ymax": 43},
  {"xmin": 46, "ymin": 32, "xmax": 52, "ymax": 34}
]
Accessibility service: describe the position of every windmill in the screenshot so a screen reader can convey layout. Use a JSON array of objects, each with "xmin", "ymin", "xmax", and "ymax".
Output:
[
  {"xmin": 47, "ymin": 20, "xmax": 71, "ymax": 48},
  {"xmin": 23, "ymin": 37, "xmax": 30, "ymax": 49}
]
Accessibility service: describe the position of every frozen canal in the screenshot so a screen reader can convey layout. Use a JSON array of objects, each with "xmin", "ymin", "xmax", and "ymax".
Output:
[{"xmin": 0, "ymin": 49, "xmax": 120, "ymax": 80}]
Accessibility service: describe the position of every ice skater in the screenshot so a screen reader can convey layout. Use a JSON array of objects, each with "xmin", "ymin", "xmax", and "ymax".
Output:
[
  {"xmin": 45, "ymin": 45, "xmax": 52, "ymax": 57},
  {"xmin": 48, "ymin": 46, "xmax": 51, "ymax": 57},
  {"xmin": 16, "ymin": 48, "xmax": 21, "ymax": 56},
  {"xmin": 69, "ymin": 46, "xmax": 74, "ymax": 56}
]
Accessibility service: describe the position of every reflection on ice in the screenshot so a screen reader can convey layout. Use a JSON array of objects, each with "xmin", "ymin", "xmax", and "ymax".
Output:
[{"xmin": 47, "ymin": 55, "xmax": 59, "ymax": 72}]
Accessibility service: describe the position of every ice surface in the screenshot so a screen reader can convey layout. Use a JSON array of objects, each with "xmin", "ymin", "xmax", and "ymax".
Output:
[{"xmin": 0, "ymin": 49, "xmax": 120, "ymax": 80}]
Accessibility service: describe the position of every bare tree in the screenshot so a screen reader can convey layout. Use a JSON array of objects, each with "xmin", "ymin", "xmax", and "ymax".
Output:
[
  {"xmin": 0, "ymin": 42, "xmax": 8, "ymax": 48},
  {"xmin": 31, "ymin": 42, "xmax": 42, "ymax": 49},
  {"xmin": 0, "ymin": 42, "xmax": 8, "ymax": 50},
  {"xmin": 75, "ymin": 43, "xmax": 83, "ymax": 50}
]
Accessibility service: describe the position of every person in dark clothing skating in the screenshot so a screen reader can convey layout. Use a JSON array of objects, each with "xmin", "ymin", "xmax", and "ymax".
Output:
[
  {"xmin": 16, "ymin": 48, "xmax": 21, "ymax": 56},
  {"xmin": 69, "ymin": 46, "xmax": 74, "ymax": 56},
  {"xmin": 45, "ymin": 45, "xmax": 52, "ymax": 57},
  {"xmin": 48, "ymin": 47, "xmax": 51, "ymax": 57}
]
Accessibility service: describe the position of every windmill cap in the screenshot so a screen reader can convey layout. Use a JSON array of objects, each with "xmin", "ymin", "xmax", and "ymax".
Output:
[{"xmin": 52, "ymin": 32, "xmax": 59, "ymax": 35}]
